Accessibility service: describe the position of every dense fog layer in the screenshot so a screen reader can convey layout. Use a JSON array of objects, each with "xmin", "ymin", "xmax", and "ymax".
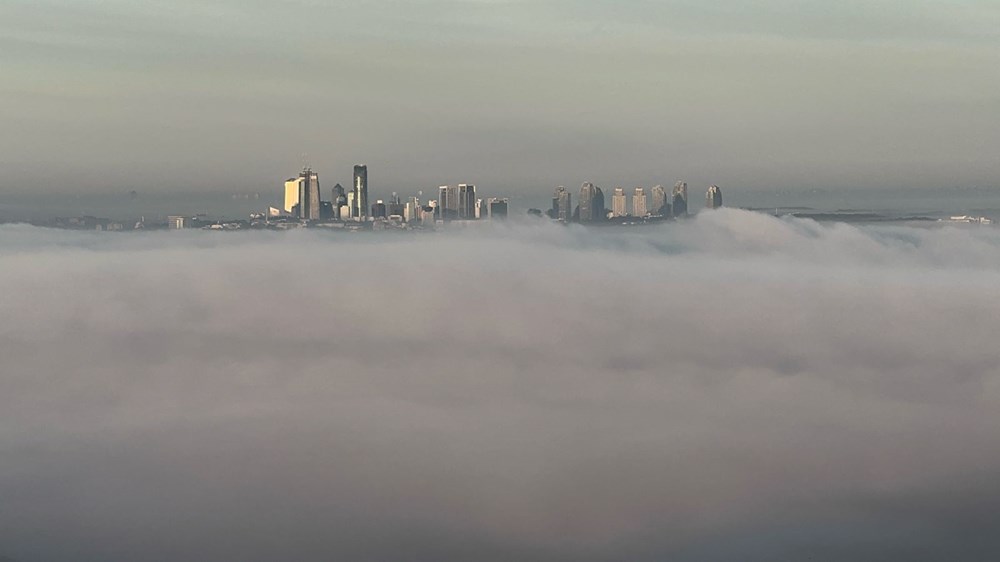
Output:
[{"xmin": 1, "ymin": 210, "xmax": 999, "ymax": 561}]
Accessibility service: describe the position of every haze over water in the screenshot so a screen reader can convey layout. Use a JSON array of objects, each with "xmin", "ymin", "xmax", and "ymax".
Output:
[
  {"xmin": 3, "ymin": 212, "xmax": 1000, "ymax": 561},
  {"xmin": 3, "ymin": 1, "xmax": 1000, "ymax": 560}
]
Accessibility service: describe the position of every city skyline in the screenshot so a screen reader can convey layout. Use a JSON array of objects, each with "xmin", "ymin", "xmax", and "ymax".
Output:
[{"xmin": 4, "ymin": 3, "xmax": 1000, "ymax": 561}]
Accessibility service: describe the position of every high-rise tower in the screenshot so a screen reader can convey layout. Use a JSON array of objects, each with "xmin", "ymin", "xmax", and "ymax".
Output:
[
  {"xmin": 705, "ymin": 185, "xmax": 723, "ymax": 209},
  {"xmin": 458, "ymin": 184, "xmax": 476, "ymax": 219},
  {"xmin": 552, "ymin": 186, "xmax": 571, "ymax": 222},
  {"xmin": 672, "ymin": 181, "xmax": 689, "ymax": 217},
  {"xmin": 611, "ymin": 187, "xmax": 627, "ymax": 217},
  {"xmin": 579, "ymin": 182, "xmax": 604, "ymax": 222},
  {"xmin": 352, "ymin": 165, "xmax": 368, "ymax": 221},
  {"xmin": 283, "ymin": 177, "xmax": 301, "ymax": 214},
  {"xmin": 297, "ymin": 167, "xmax": 321, "ymax": 220},
  {"xmin": 438, "ymin": 185, "xmax": 460, "ymax": 221},
  {"xmin": 632, "ymin": 187, "xmax": 648, "ymax": 217},
  {"xmin": 650, "ymin": 185, "xmax": 669, "ymax": 216}
]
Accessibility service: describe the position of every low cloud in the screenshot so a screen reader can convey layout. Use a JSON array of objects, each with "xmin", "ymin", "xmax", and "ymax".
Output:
[{"xmin": 1, "ymin": 210, "xmax": 999, "ymax": 561}]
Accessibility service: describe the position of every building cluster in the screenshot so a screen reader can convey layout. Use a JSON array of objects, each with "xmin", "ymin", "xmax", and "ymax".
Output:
[
  {"xmin": 547, "ymin": 181, "xmax": 722, "ymax": 223},
  {"xmin": 265, "ymin": 165, "xmax": 509, "ymax": 229}
]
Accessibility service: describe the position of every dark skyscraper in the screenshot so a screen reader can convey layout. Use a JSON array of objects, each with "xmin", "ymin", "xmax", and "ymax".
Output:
[
  {"xmin": 331, "ymin": 183, "xmax": 347, "ymax": 220},
  {"xmin": 578, "ymin": 182, "xmax": 605, "ymax": 222},
  {"xmin": 706, "ymin": 185, "xmax": 723, "ymax": 209},
  {"xmin": 352, "ymin": 165, "xmax": 368, "ymax": 221},
  {"xmin": 438, "ymin": 185, "xmax": 459, "ymax": 221},
  {"xmin": 672, "ymin": 181, "xmax": 689, "ymax": 217},
  {"xmin": 650, "ymin": 185, "xmax": 669, "ymax": 216},
  {"xmin": 458, "ymin": 184, "xmax": 476, "ymax": 219},
  {"xmin": 487, "ymin": 197, "xmax": 508, "ymax": 219},
  {"xmin": 297, "ymin": 167, "xmax": 321, "ymax": 220}
]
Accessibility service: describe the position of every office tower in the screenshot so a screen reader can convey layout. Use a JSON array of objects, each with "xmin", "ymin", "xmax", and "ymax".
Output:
[
  {"xmin": 332, "ymin": 184, "xmax": 347, "ymax": 220},
  {"xmin": 283, "ymin": 177, "xmax": 301, "ymax": 214},
  {"xmin": 404, "ymin": 196, "xmax": 420, "ymax": 222},
  {"xmin": 352, "ymin": 165, "xmax": 368, "ymax": 221},
  {"xmin": 611, "ymin": 187, "xmax": 627, "ymax": 217},
  {"xmin": 579, "ymin": 182, "xmax": 602, "ymax": 222},
  {"xmin": 632, "ymin": 187, "xmax": 648, "ymax": 217},
  {"xmin": 439, "ymin": 185, "xmax": 459, "ymax": 221},
  {"xmin": 346, "ymin": 191, "xmax": 355, "ymax": 218},
  {"xmin": 487, "ymin": 197, "xmax": 509, "ymax": 219},
  {"xmin": 167, "ymin": 216, "xmax": 186, "ymax": 229},
  {"xmin": 651, "ymin": 185, "xmax": 668, "ymax": 216},
  {"xmin": 705, "ymin": 185, "xmax": 723, "ymax": 209},
  {"xmin": 320, "ymin": 201, "xmax": 333, "ymax": 220},
  {"xmin": 458, "ymin": 184, "xmax": 476, "ymax": 219},
  {"xmin": 672, "ymin": 181, "xmax": 689, "ymax": 217},
  {"xmin": 371, "ymin": 200, "xmax": 387, "ymax": 218},
  {"xmin": 552, "ymin": 186, "xmax": 571, "ymax": 222},
  {"xmin": 297, "ymin": 167, "xmax": 321, "ymax": 220}
]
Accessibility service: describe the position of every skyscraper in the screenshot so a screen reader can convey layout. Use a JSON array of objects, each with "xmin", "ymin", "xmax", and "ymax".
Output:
[
  {"xmin": 458, "ymin": 184, "xmax": 476, "ymax": 219},
  {"xmin": 352, "ymin": 165, "xmax": 368, "ymax": 221},
  {"xmin": 632, "ymin": 187, "xmax": 648, "ymax": 217},
  {"xmin": 487, "ymin": 197, "xmax": 509, "ymax": 219},
  {"xmin": 611, "ymin": 187, "xmax": 627, "ymax": 217},
  {"xmin": 594, "ymin": 186, "xmax": 606, "ymax": 221},
  {"xmin": 283, "ymin": 177, "xmax": 301, "ymax": 214},
  {"xmin": 332, "ymin": 183, "xmax": 347, "ymax": 220},
  {"xmin": 650, "ymin": 185, "xmax": 669, "ymax": 216},
  {"xmin": 579, "ymin": 182, "xmax": 604, "ymax": 222},
  {"xmin": 552, "ymin": 186, "xmax": 571, "ymax": 222},
  {"xmin": 706, "ymin": 185, "xmax": 723, "ymax": 209},
  {"xmin": 438, "ymin": 185, "xmax": 459, "ymax": 220},
  {"xmin": 298, "ymin": 167, "xmax": 321, "ymax": 220},
  {"xmin": 672, "ymin": 181, "xmax": 689, "ymax": 217}
]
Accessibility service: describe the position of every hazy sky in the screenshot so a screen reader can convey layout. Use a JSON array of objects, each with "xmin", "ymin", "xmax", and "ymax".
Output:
[
  {"xmin": 2, "ymin": 0, "xmax": 999, "ymax": 194},
  {"xmin": 3, "ymin": 213, "xmax": 1000, "ymax": 560}
]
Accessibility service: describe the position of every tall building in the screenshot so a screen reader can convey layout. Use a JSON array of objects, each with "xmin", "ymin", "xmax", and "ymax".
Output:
[
  {"xmin": 297, "ymin": 167, "xmax": 321, "ymax": 220},
  {"xmin": 438, "ymin": 185, "xmax": 459, "ymax": 220},
  {"xmin": 705, "ymin": 185, "xmax": 723, "ymax": 209},
  {"xmin": 332, "ymin": 183, "xmax": 347, "ymax": 220},
  {"xmin": 487, "ymin": 197, "xmax": 509, "ymax": 219},
  {"xmin": 672, "ymin": 181, "xmax": 689, "ymax": 217},
  {"xmin": 552, "ymin": 186, "xmax": 571, "ymax": 222},
  {"xmin": 458, "ymin": 184, "xmax": 476, "ymax": 219},
  {"xmin": 371, "ymin": 200, "xmax": 387, "ymax": 218},
  {"xmin": 167, "ymin": 216, "xmax": 186, "ymax": 230},
  {"xmin": 650, "ymin": 185, "xmax": 669, "ymax": 216},
  {"xmin": 352, "ymin": 165, "xmax": 368, "ymax": 221},
  {"xmin": 611, "ymin": 187, "xmax": 627, "ymax": 217},
  {"xmin": 632, "ymin": 187, "xmax": 648, "ymax": 217},
  {"xmin": 283, "ymin": 177, "xmax": 301, "ymax": 214},
  {"xmin": 404, "ymin": 196, "xmax": 421, "ymax": 222},
  {"xmin": 579, "ymin": 182, "xmax": 605, "ymax": 222}
]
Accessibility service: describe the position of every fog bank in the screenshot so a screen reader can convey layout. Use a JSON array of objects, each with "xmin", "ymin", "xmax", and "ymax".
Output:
[{"xmin": 1, "ymin": 210, "xmax": 999, "ymax": 561}]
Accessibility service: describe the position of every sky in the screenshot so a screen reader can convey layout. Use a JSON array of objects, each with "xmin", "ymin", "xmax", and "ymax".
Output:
[
  {"xmin": 3, "ymin": 212, "xmax": 1000, "ymax": 560},
  {"xmin": 1, "ymin": 0, "xmax": 999, "ymax": 196}
]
